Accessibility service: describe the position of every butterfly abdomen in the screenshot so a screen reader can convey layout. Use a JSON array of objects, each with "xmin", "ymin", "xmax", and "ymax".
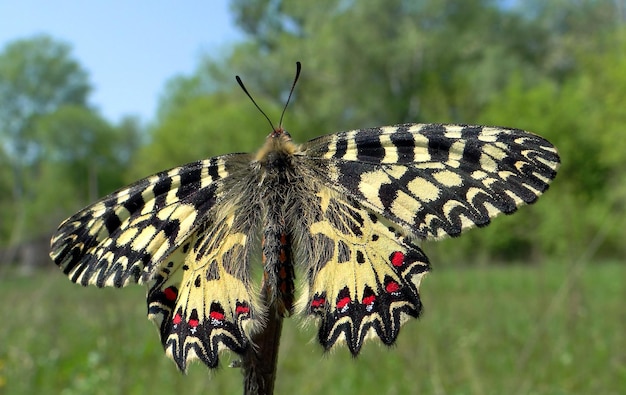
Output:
[{"xmin": 261, "ymin": 228, "xmax": 296, "ymax": 317}]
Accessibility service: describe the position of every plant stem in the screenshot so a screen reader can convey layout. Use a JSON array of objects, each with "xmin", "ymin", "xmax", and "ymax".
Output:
[{"xmin": 240, "ymin": 283, "xmax": 283, "ymax": 395}]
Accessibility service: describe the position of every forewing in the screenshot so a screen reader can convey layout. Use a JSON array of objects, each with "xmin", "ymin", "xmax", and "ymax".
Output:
[
  {"xmin": 302, "ymin": 123, "xmax": 560, "ymax": 240},
  {"xmin": 49, "ymin": 154, "xmax": 251, "ymax": 287}
]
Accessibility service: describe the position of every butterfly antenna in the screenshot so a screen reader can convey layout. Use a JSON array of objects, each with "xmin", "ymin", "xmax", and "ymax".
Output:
[
  {"xmin": 236, "ymin": 74, "xmax": 276, "ymax": 132},
  {"xmin": 278, "ymin": 61, "xmax": 301, "ymax": 128}
]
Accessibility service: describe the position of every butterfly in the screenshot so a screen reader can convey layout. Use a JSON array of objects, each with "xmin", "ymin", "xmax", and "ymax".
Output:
[{"xmin": 49, "ymin": 65, "xmax": 560, "ymax": 372}]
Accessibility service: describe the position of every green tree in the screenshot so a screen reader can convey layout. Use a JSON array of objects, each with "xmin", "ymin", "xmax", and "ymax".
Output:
[
  {"xmin": 132, "ymin": 91, "xmax": 307, "ymax": 180},
  {"xmin": 0, "ymin": 35, "xmax": 91, "ymax": 253},
  {"xmin": 149, "ymin": 0, "xmax": 625, "ymax": 263},
  {"xmin": 0, "ymin": 35, "xmax": 143, "ymax": 268},
  {"xmin": 0, "ymin": 35, "xmax": 90, "ymax": 180},
  {"xmin": 33, "ymin": 107, "xmax": 142, "ymax": 227},
  {"xmin": 228, "ymin": 0, "xmax": 553, "ymax": 127},
  {"xmin": 469, "ymin": 29, "xmax": 626, "ymax": 260}
]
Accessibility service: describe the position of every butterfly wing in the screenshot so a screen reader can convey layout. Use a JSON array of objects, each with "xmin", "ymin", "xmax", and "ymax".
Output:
[
  {"xmin": 50, "ymin": 153, "xmax": 261, "ymax": 370},
  {"xmin": 298, "ymin": 123, "xmax": 559, "ymax": 351},
  {"xmin": 302, "ymin": 123, "xmax": 560, "ymax": 240},
  {"xmin": 299, "ymin": 188, "xmax": 430, "ymax": 354},
  {"xmin": 147, "ymin": 209, "xmax": 261, "ymax": 371},
  {"xmin": 50, "ymin": 155, "xmax": 246, "ymax": 286}
]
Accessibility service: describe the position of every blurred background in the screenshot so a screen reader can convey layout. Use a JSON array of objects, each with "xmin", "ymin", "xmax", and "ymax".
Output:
[{"xmin": 1, "ymin": 0, "xmax": 624, "ymax": 394}]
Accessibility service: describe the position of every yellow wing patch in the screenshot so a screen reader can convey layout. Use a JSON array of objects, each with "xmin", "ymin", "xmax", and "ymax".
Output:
[
  {"xmin": 49, "ymin": 157, "xmax": 240, "ymax": 288},
  {"xmin": 302, "ymin": 123, "xmax": 560, "ymax": 240},
  {"xmin": 147, "ymin": 213, "xmax": 261, "ymax": 371},
  {"xmin": 300, "ymin": 188, "xmax": 430, "ymax": 354}
]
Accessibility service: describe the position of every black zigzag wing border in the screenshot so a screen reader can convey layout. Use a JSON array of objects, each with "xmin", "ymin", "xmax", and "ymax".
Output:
[
  {"xmin": 49, "ymin": 153, "xmax": 251, "ymax": 287},
  {"xmin": 301, "ymin": 123, "xmax": 560, "ymax": 239}
]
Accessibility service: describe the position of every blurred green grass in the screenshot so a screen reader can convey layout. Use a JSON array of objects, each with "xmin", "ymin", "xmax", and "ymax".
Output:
[{"xmin": 1, "ymin": 261, "xmax": 624, "ymax": 395}]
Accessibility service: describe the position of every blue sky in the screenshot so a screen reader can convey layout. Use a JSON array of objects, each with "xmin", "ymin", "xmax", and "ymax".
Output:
[{"xmin": 0, "ymin": 1, "xmax": 242, "ymax": 123}]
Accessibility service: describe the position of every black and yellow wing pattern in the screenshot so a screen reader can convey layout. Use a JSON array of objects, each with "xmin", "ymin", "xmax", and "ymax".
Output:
[{"xmin": 50, "ymin": 122, "xmax": 559, "ymax": 370}]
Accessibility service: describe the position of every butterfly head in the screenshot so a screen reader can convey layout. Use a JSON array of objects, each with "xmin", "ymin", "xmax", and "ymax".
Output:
[
  {"xmin": 269, "ymin": 126, "xmax": 291, "ymax": 139},
  {"xmin": 255, "ymin": 126, "xmax": 298, "ymax": 162}
]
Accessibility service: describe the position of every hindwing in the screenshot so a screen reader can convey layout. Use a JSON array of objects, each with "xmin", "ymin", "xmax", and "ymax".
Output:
[
  {"xmin": 300, "ymin": 187, "xmax": 430, "ymax": 354},
  {"xmin": 147, "ymin": 210, "xmax": 260, "ymax": 371}
]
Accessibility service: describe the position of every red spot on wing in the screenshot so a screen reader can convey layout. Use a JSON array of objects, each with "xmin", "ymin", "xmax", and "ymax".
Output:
[
  {"xmin": 236, "ymin": 304, "xmax": 250, "ymax": 315},
  {"xmin": 391, "ymin": 251, "xmax": 405, "ymax": 267},
  {"xmin": 188, "ymin": 318, "xmax": 199, "ymax": 328},
  {"xmin": 336, "ymin": 296, "xmax": 351, "ymax": 310},
  {"xmin": 209, "ymin": 311, "xmax": 225, "ymax": 321},
  {"xmin": 163, "ymin": 287, "xmax": 177, "ymax": 301},
  {"xmin": 173, "ymin": 313, "xmax": 182, "ymax": 325},
  {"xmin": 311, "ymin": 297, "xmax": 325, "ymax": 308},
  {"xmin": 385, "ymin": 281, "xmax": 400, "ymax": 294},
  {"xmin": 362, "ymin": 295, "xmax": 376, "ymax": 305}
]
